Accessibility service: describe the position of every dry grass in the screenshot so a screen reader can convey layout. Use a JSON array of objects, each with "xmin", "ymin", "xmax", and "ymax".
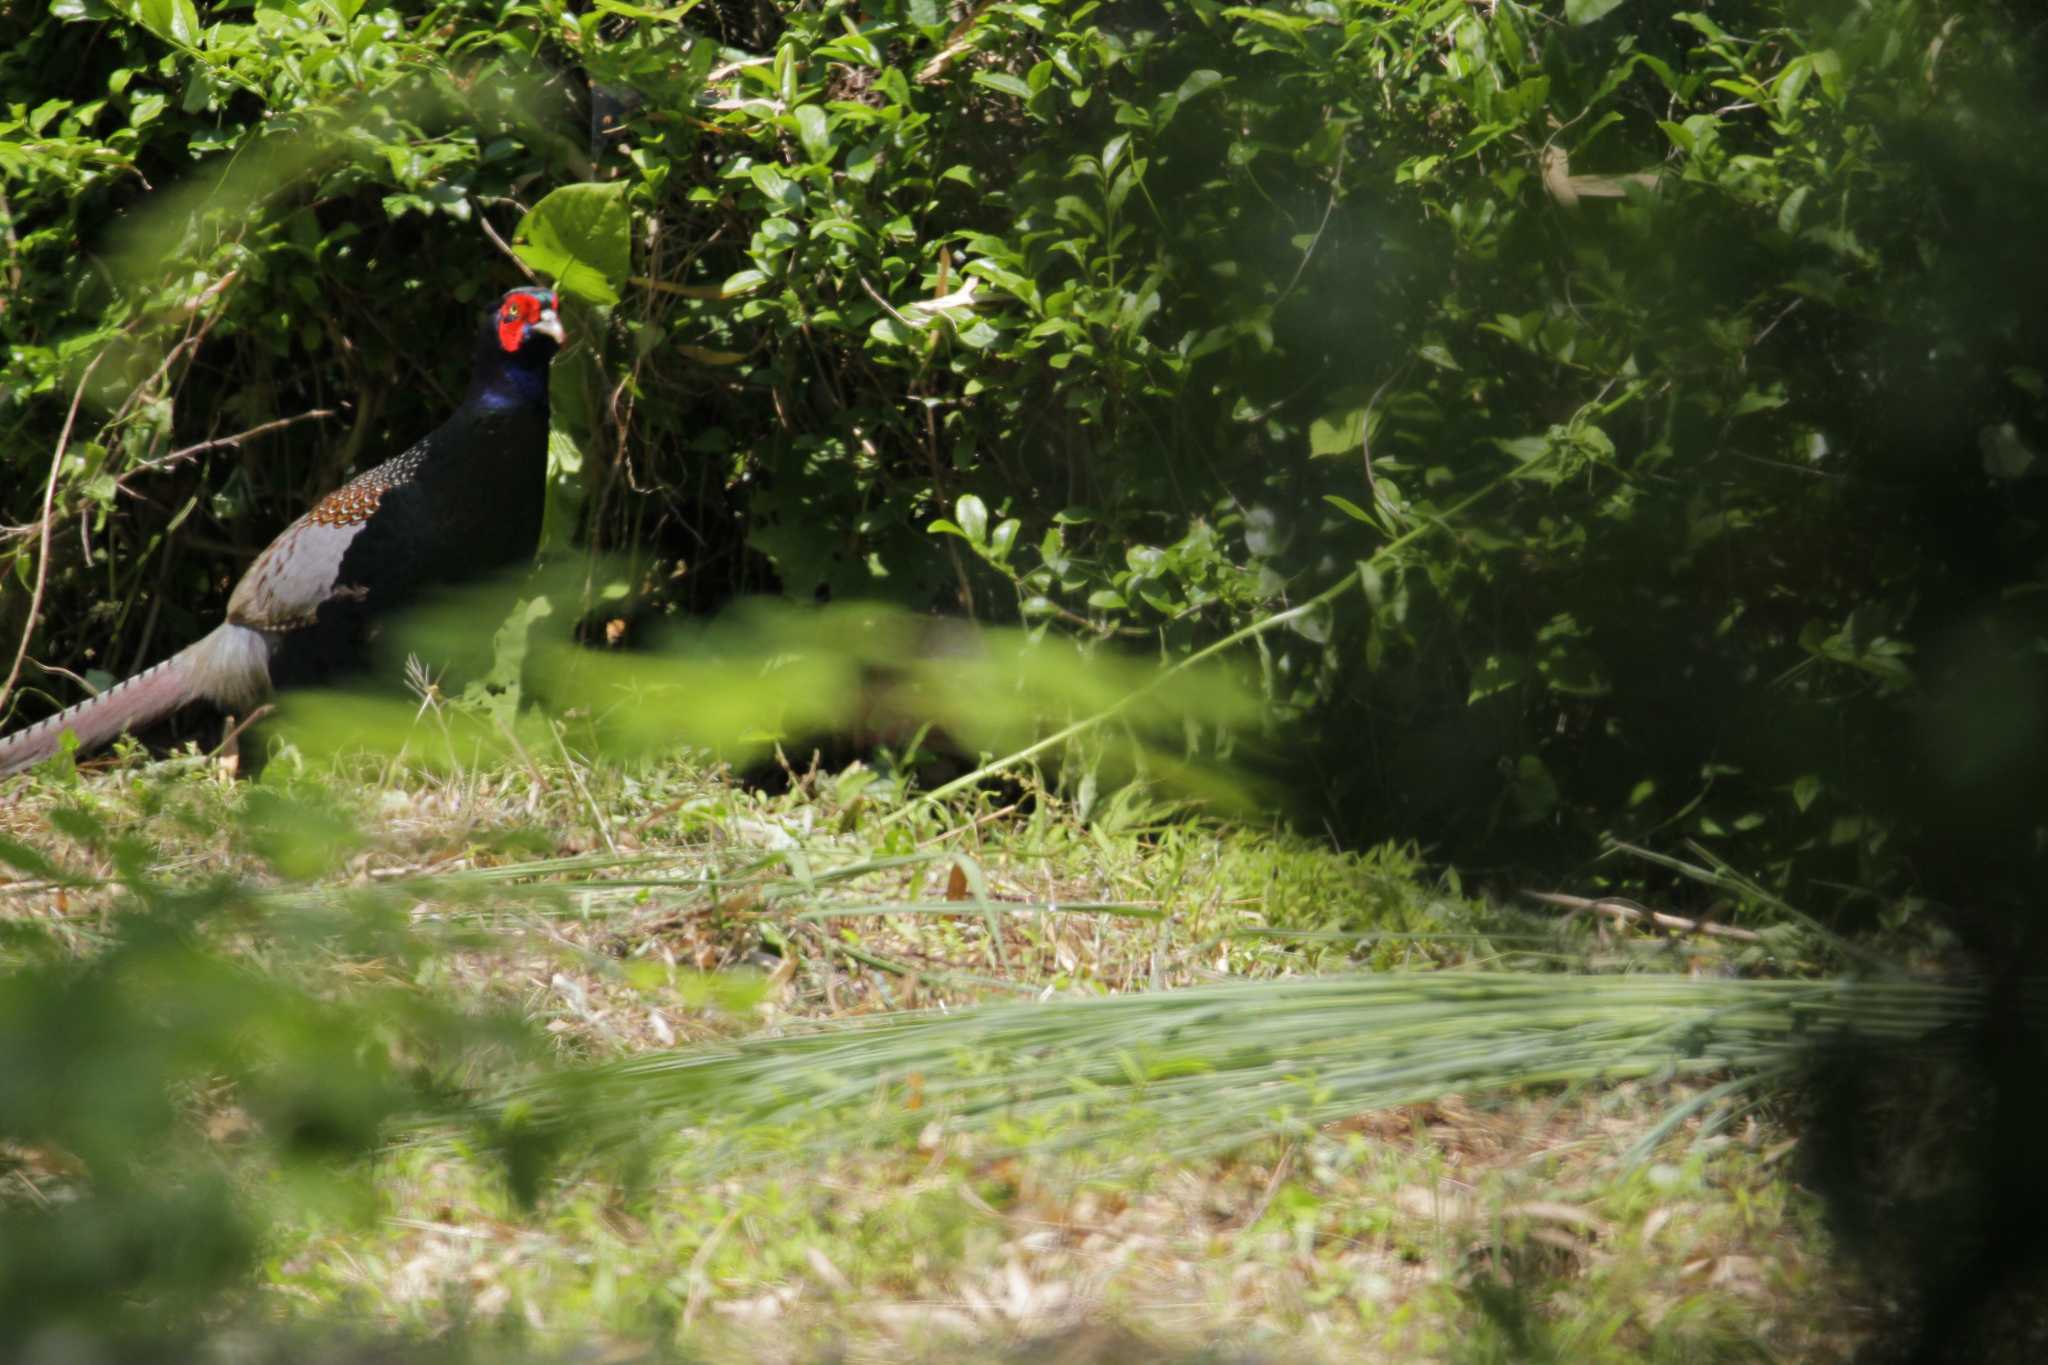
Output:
[
  {"xmin": 267, "ymin": 1084, "xmax": 1851, "ymax": 1363},
  {"xmin": 0, "ymin": 745, "xmax": 1868, "ymax": 1361}
]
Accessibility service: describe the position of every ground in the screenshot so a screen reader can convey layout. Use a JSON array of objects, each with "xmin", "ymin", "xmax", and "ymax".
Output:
[{"xmin": 0, "ymin": 739, "xmax": 1868, "ymax": 1361}]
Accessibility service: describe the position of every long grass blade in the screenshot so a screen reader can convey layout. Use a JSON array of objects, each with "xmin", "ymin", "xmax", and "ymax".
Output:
[{"xmin": 505, "ymin": 971, "xmax": 1980, "ymax": 1166}]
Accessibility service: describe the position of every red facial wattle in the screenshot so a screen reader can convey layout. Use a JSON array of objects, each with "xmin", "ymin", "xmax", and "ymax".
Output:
[
  {"xmin": 495, "ymin": 289, "xmax": 564, "ymax": 353},
  {"xmin": 498, "ymin": 294, "xmax": 536, "ymax": 352}
]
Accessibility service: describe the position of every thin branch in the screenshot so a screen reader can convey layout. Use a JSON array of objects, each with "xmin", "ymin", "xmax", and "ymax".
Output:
[
  {"xmin": 478, "ymin": 208, "xmax": 541, "ymax": 283},
  {"xmin": 1523, "ymin": 890, "xmax": 1762, "ymax": 943},
  {"xmin": 1276, "ymin": 142, "xmax": 1344, "ymax": 305},
  {"xmin": 628, "ymin": 275, "xmax": 738, "ymax": 299},
  {"xmin": 210, "ymin": 702, "xmax": 277, "ymax": 759},
  {"xmin": 1239, "ymin": 1141, "xmax": 1300, "ymax": 1230},
  {"xmin": 1, "ymin": 353, "xmax": 105, "ymax": 721},
  {"xmin": 109, "ymin": 271, "xmax": 238, "ymax": 430},
  {"xmin": 0, "ymin": 186, "xmax": 21, "ymax": 296},
  {"xmin": 915, "ymin": 0, "xmax": 999, "ymax": 83},
  {"xmin": 117, "ymin": 407, "xmax": 337, "ymax": 488},
  {"xmin": 858, "ymin": 274, "xmax": 917, "ymax": 328},
  {"xmin": 1360, "ymin": 360, "xmax": 1411, "ymax": 514}
]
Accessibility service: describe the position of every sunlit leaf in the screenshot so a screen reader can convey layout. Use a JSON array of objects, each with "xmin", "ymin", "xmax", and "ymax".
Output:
[
  {"xmin": 1566, "ymin": 0, "xmax": 1629, "ymax": 24},
  {"xmin": 514, "ymin": 183, "xmax": 631, "ymax": 306}
]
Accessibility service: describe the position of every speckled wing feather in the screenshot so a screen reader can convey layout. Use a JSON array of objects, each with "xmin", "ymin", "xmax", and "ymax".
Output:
[{"xmin": 226, "ymin": 447, "xmax": 426, "ymax": 632}]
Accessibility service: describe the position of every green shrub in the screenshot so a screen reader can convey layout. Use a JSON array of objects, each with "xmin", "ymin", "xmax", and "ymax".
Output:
[{"xmin": 5, "ymin": 0, "xmax": 2044, "ymax": 923}]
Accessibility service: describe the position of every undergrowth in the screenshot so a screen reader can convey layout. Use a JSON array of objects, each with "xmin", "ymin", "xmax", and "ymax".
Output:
[{"xmin": 0, "ymin": 743, "xmax": 1887, "ymax": 1361}]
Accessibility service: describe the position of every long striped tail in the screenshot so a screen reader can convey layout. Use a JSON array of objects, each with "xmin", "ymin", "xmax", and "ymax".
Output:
[{"xmin": 0, "ymin": 625, "xmax": 273, "ymax": 779}]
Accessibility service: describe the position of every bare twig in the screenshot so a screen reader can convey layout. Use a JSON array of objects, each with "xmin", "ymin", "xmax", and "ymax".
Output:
[
  {"xmin": 1, "ymin": 353, "xmax": 106, "ymax": 720},
  {"xmin": 109, "ymin": 272, "xmax": 238, "ymax": 430},
  {"xmin": 1749, "ymin": 297, "xmax": 1803, "ymax": 351},
  {"xmin": 915, "ymin": 0, "xmax": 999, "ymax": 83},
  {"xmin": 478, "ymin": 210, "xmax": 541, "ymax": 283},
  {"xmin": 117, "ymin": 408, "xmax": 337, "ymax": 488},
  {"xmin": 628, "ymin": 275, "xmax": 736, "ymax": 299},
  {"xmin": 680, "ymin": 1207, "xmax": 743, "ymax": 1329},
  {"xmin": 551, "ymin": 719, "xmax": 620, "ymax": 857},
  {"xmin": 1239, "ymin": 1140, "xmax": 1300, "ymax": 1230},
  {"xmin": 1276, "ymin": 143, "xmax": 1344, "ymax": 304},
  {"xmin": 917, "ymin": 802, "xmax": 1024, "ymax": 848},
  {"xmin": 858, "ymin": 274, "xmax": 917, "ymax": 328},
  {"xmin": 1360, "ymin": 361, "xmax": 1411, "ymax": 513},
  {"xmin": 209, "ymin": 703, "xmax": 277, "ymax": 760},
  {"xmin": 0, "ymin": 186, "xmax": 21, "ymax": 297},
  {"xmin": 1524, "ymin": 890, "xmax": 1761, "ymax": 943}
]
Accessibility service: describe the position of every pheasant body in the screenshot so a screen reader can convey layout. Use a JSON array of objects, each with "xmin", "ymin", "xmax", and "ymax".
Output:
[{"xmin": 0, "ymin": 286, "xmax": 564, "ymax": 777}]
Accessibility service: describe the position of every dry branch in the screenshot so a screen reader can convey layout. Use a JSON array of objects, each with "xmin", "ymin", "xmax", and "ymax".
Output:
[{"xmin": 1525, "ymin": 890, "xmax": 1762, "ymax": 942}]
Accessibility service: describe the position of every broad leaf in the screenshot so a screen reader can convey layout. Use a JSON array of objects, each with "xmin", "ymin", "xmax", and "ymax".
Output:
[
  {"xmin": 514, "ymin": 183, "xmax": 631, "ymax": 306},
  {"xmin": 1566, "ymin": 0, "xmax": 1629, "ymax": 23}
]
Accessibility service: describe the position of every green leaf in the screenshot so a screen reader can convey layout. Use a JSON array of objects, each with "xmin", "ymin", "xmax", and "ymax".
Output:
[
  {"xmin": 1776, "ymin": 185, "xmax": 1810, "ymax": 235},
  {"xmin": 1980, "ymin": 423, "xmax": 2037, "ymax": 480},
  {"xmin": 1289, "ymin": 602, "xmax": 1332, "ymax": 644},
  {"xmin": 1309, "ymin": 408, "xmax": 1365, "ymax": 459},
  {"xmin": 1323, "ymin": 494, "xmax": 1374, "ymax": 524},
  {"xmin": 954, "ymin": 493, "xmax": 988, "ymax": 545},
  {"xmin": 513, "ymin": 183, "xmax": 631, "ymax": 306},
  {"xmin": 1494, "ymin": 435, "xmax": 1551, "ymax": 465},
  {"xmin": 161, "ymin": 0, "xmax": 199, "ymax": 45},
  {"xmin": 1468, "ymin": 653, "xmax": 1529, "ymax": 703},
  {"xmin": 972, "ymin": 72, "xmax": 1033, "ymax": 101},
  {"xmin": 793, "ymin": 104, "xmax": 833, "ymax": 164},
  {"xmin": 1732, "ymin": 387, "xmax": 1787, "ymax": 418},
  {"xmin": 112, "ymin": 0, "xmax": 200, "ymax": 45},
  {"xmin": 1566, "ymin": 0, "xmax": 1628, "ymax": 23}
]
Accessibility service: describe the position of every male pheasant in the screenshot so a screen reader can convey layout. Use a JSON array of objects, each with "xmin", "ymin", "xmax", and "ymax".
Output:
[{"xmin": 0, "ymin": 286, "xmax": 565, "ymax": 777}]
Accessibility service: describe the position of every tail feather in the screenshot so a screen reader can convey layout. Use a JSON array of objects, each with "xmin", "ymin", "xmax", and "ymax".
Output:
[{"xmin": 0, "ymin": 625, "xmax": 272, "ymax": 779}]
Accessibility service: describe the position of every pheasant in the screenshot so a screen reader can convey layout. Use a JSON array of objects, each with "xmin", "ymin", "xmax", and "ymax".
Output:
[{"xmin": 0, "ymin": 285, "xmax": 566, "ymax": 778}]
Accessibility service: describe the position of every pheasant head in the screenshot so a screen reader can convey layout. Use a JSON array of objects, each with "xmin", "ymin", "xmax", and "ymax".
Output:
[
  {"xmin": 493, "ymin": 286, "xmax": 566, "ymax": 356},
  {"xmin": 471, "ymin": 286, "xmax": 566, "ymax": 405}
]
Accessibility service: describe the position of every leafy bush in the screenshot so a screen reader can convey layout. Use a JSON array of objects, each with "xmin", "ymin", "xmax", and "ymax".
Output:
[{"xmin": 5, "ymin": 0, "xmax": 2045, "ymax": 926}]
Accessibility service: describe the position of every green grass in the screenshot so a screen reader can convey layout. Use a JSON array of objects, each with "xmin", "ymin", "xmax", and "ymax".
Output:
[{"xmin": 0, "ymin": 743, "xmax": 1896, "ymax": 1361}]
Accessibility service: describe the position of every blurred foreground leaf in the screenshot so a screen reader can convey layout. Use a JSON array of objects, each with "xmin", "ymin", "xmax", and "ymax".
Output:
[
  {"xmin": 272, "ymin": 568, "xmax": 1262, "ymax": 812},
  {"xmin": 0, "ymin": 823, "xmax": 553, "ymax": 1352}
]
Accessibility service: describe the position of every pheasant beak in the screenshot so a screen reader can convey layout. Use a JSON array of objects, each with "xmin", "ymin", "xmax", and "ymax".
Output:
[{"xmin": 534, "ymin": 305, "xmax": 566, "ymax": 345}]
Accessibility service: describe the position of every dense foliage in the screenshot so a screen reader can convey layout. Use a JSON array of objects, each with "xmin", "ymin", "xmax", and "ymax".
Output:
[{"xmin": 4, "ymin": 0, "xmax": 2045, "ymax": 928}]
